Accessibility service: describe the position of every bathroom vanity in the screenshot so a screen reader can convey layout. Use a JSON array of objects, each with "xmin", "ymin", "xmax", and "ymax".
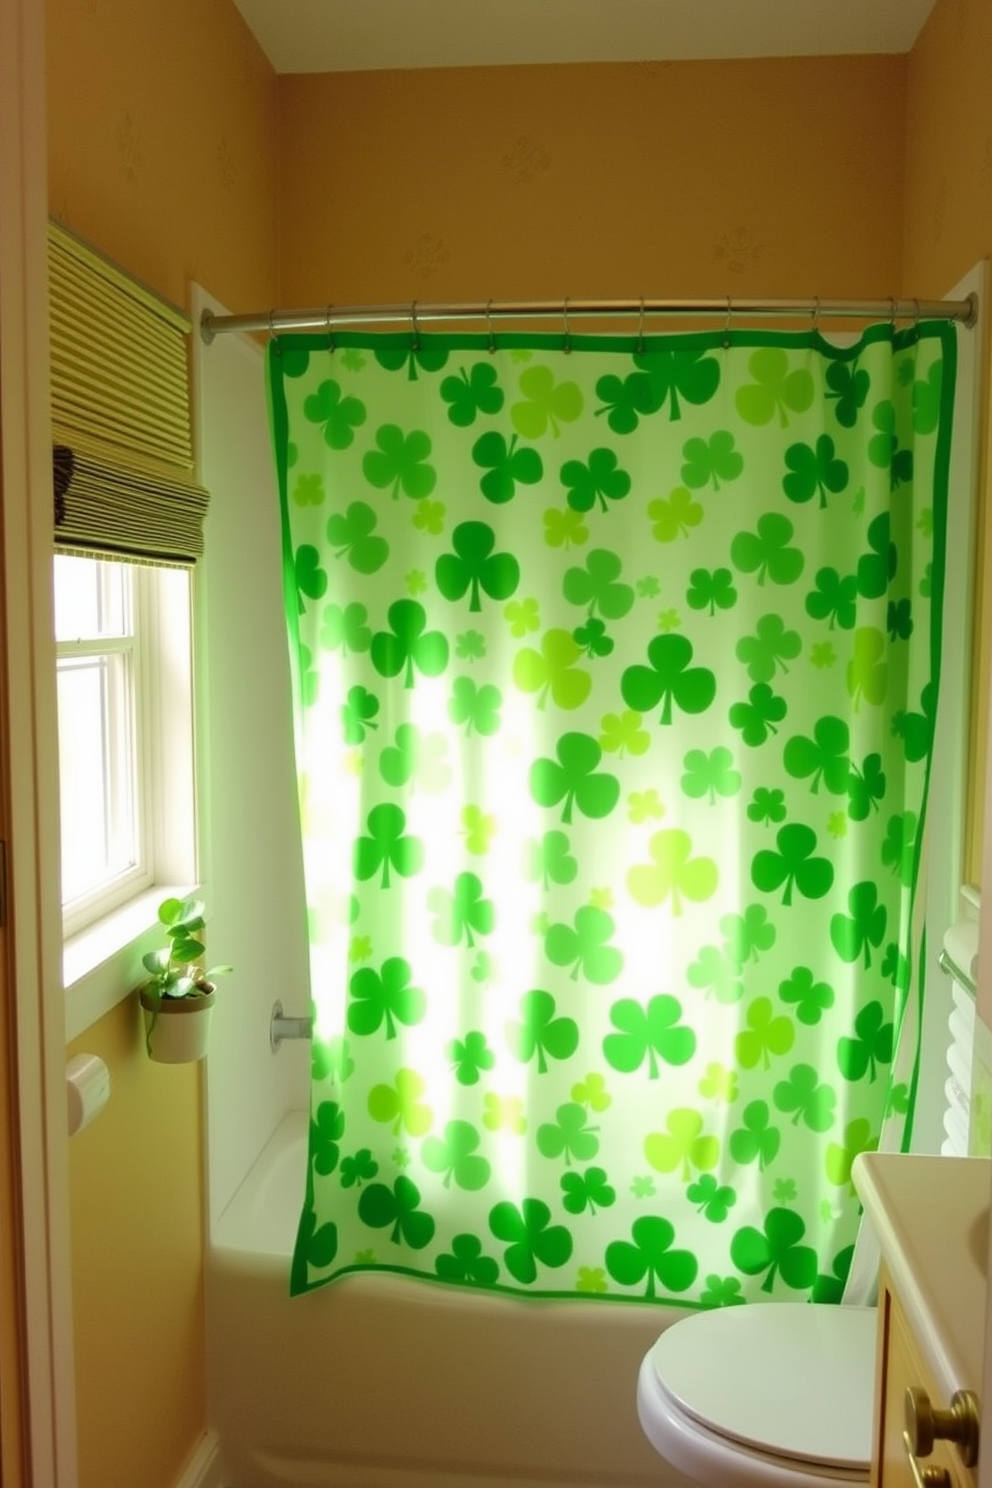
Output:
[{"xmin": 853, "ymin": 1153, "xmax": 988, "ymax": 1488}]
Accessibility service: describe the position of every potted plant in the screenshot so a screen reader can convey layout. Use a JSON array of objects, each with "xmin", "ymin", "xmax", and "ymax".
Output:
[{"xmin": 138, "ymin": 894, "xmax": 232, "ymax": 1063}]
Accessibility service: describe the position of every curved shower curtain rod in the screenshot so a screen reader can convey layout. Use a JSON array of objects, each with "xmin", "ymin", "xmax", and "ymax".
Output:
[{"xmin": 199, "ymin": 292, "xmax": 979, "ymax": 343}]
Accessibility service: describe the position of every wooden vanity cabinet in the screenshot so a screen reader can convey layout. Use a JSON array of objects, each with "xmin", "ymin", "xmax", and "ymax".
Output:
[{"xmin": 873, "ymin": 1268, "xmax": 978, "ymax": 1488}]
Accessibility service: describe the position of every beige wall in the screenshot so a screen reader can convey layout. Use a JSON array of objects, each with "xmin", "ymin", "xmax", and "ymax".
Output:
[
  {"xmin": 279, "ymin": 55, "xmax": 906, "ymax": 307},
  {"xmin": 46, "ymin": 0, "xmax": 279, "ymax": 1483},
  {"xmin": 41, "ymin": 1, "xmax": 992, "ymax": 1484},
  {"xmin": 904, "ymin": 0, "xmax": 992, "ymax": 886}
]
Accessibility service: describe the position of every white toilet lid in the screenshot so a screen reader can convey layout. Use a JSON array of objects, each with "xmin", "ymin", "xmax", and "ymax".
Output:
[{"xmin": 648, "ymin": 1304, "xmax": 876, "ymax": 1470}]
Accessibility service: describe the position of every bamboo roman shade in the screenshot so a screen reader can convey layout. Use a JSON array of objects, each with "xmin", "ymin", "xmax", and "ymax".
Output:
[{"xmin": 48, "ymin": 220, "xmax": 209, "ymax": 566}]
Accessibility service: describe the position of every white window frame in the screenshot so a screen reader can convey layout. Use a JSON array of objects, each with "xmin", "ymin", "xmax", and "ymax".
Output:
[{"xmin": 59, "ymin": 557, "xmax": 198, "ymax": 1038}]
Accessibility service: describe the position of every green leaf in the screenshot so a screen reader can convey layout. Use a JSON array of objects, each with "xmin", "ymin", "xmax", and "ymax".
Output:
[
  {"xmin": 830, "ymin": 881, "xmax": 887, "ymax": 970},
  {"xmin": 782, "ymin": 435, "xmax": 849, "ymax": 509},
  {"xmin": 644, "ymin": 1109, "xmax": 719, "ymax": 1182},
  {"xmin": 680, "ymin": 430, "xmax": 743, "ymax": 490},
  {"xmin": 729, "ymin": 1100, "xmax": 781, "ymax": 1170},
  {"xmin": 536, "ymin": 1102, "xmax": 600, "ymax": 1166},
  {"xmin": 427, "ymin": 872, "xmax": 495, "ymax": 948},
  {"xmin": 562, "ymin": 548, "xmax": 635, "ymax": 620},
  {"xmin": 773, "ymin": 1064, "xmax": 836, "ymax": 1132}
]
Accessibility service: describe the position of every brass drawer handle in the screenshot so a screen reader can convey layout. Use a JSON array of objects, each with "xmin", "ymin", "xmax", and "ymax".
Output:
[{"xmin": 905, "ymin": 1386, "xmax": 981, "ymax": 1468}]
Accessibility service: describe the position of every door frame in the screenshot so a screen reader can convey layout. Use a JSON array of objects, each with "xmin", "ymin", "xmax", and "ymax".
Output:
[{"xmin": 0, "ymin": 0, "xmax": 78, "ymax": 1481}]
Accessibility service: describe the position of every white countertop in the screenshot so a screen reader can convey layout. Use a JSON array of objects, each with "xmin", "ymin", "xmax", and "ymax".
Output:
[{"xmin": 853, "ymin": 1152, "xmax": 989, "ymax": 1400}]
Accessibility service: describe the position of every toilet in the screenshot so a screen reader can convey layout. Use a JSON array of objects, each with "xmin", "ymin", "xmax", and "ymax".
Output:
[{"xmin": 637, "ymin": 1303, "xmax": 877, "ymax": 1488}]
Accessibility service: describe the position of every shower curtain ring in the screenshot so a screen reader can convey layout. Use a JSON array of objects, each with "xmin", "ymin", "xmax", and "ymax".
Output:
[
  {"xmin": 636, "ymin": 298, "xmax": 646, "ymax": 354},
  {"xmin": 325, "ymin": 304, "xmax": 335, "ymax": 354},
  {"xmin": 410, "ymin": 300, "xmax": 421, "ymax": 351},
  {"xmin": 723, "ymin": 296, "xmax": 733, "ymax": 350},
  {"xmin": 268, "ymin": 309, "xmax": 281, "ymax": 356},
  {"xmin": 811, "ymin": 296, "xmax": 821, "ymax": 338},
  {"xmin": 485, "ymin": 299, "xmax": 496, "ymax": 355},
  {"xmin": 889, "ymin": 296, "xmax": 897, "ymax": 332},
  {"xmin": 914, "ymin": 297, "xmax": 921, "ymax": 333},
  {"xmin": 562, "ymin": 297, "xmax": 572, "ymax": 354}
]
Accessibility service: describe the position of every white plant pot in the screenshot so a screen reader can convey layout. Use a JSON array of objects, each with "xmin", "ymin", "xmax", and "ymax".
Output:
[{"xmin": 140, "ymin": 986, "xmax": 216, "ymax": 1064}]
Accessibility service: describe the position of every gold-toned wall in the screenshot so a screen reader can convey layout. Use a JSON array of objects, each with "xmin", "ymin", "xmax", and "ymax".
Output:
[
  {"xmin": 278, "ymin": 55, "xmax": 906, "ymax": 307},
  {"xmin": 904, "ymin": 0, "xmax": 992, "ymax": 886},
  {"xmin": 46, "ymin": 0, "xmax": 278, "ymax": 1483}
]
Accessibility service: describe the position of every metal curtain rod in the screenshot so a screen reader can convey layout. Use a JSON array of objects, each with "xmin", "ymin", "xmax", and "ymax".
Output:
[{"xmin": 200, "ymin": 292, "xmax": 979, "ymax": 342}]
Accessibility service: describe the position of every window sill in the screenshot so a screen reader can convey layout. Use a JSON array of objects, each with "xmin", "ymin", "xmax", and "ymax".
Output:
[{"xmin": 63, "ymin": 884, "xmax": 194, "ymax": 1042}]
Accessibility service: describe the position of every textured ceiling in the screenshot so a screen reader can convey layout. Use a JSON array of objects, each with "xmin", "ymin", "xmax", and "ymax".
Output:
[{"xmin": 232, "ymin": 0, "xmax": 938, "ymax": 75}]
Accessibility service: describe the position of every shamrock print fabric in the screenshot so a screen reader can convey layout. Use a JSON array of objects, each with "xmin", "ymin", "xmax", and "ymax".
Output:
[{"xmin": 267, "ymin": 322, "xmax": 955, "ymax": 1305}]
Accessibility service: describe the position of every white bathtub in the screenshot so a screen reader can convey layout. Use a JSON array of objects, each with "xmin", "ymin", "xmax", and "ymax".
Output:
[{"xmin": 207, "ymin": 1110, "xmax": 692, "ymax": 1488}]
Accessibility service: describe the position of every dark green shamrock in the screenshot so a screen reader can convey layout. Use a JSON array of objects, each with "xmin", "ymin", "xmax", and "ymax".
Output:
[
  {"xmin": 730, "ymin": 1207, "xmax": 818, "ymax": 1293},
  {"xmin": 488, "ymin": 1197, "xmax": 573, "ymax": 1284},
  {"xmin": 471, "ymin": 430, "xmax": 543, "ymax": 504},
  {"xmin": 782, "ymin": 435, "xmax": 849, "ymax": 508},
  {"xmin": 303, "ymin": 377, "xmax": 367, "ymax": 449},
  {"xmin": 621, "ymin": 634, "xmax": 716, "ymax": 725},
  {"xmin": 436, "ymin": 521, "xmax": 521, "ymax": 611},
  {"xmin": 311, "ymin": 1100, "xmax": 345, "ymax": 1176},
  {"xmin": 347, "ymin": 957, "xmax": 426, "ymax": 1040},
  {"xmin": 563, "ymin": 548, "xmax": 635, "ymax": 619},
  {"xmin": 687, "ymin": 567, "xmax": 738, "ymax": 615},
  {"xmin": 825, "ymin": 358, "xmax": 870, "ymax": 427},
  {"xmin": 353, "ymin": 803, "xmax": 424, "ymax": 887},
  {"xmin": 752, "ymin": 823, "xmax": 835, "ymax": 905},
  {"xmin": 830, "ymin": 881, "xmax": 887, "ymax": 969},
  {"xmin": 435, "ymin": 1234, "xmax": 500, "ymax": 1287},
  {"xmin": 806, "ymin": 569, "xmax": 858, "ymax": 630},
  {"xmin": 605, "ymin": 1216, "xmax": 698, "ymax": 1298},
  {"xmin": 783, "ymin": 715, "xmax": 851, "ymax": 795},
  {"xmin": 358, "ymin": 1176, "xmax": 436, "ymax": 1248},
  {"xmin": 560, "ymin": 448, "xmax": 632, "ymax": 513},
  {"xmin": 529, "ymin": 732, "xmax": 620, "ymax": 823},
  {"xmin": 440, "ymin": 362, "xmax": 504, "ymax": 426},
  {"xmin": 341, "ymin": 684, "xmax": 380, "ymax": 745},
  {"xmin": 370, "ymin": 599, "xmax": 449, "ymax": 687},
  {"xmin": 447, "ymin": 1031, "xmax": 496, "ymax": 1085},
  {"xmin": 560, "ymin": 1167, "xmax": 616, "ymax": 1215},
  {"xmin": 773, "ymin": 1064, "xmax": 836, "ymax": 1131},
  {"xmin": 374, "ymin": 341, "xmax": 449, "ymax": 380}
]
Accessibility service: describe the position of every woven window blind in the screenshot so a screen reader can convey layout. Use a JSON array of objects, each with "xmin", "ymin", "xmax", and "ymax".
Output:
[{"xmin": 49, "ymin": 220, "xmax": 209, "ymax": 566}]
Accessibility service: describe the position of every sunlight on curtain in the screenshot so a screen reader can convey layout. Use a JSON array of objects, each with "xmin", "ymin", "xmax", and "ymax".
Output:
[{"xmin": 267, "ymin": 323, "xmax": 955, "ymax": 1305}]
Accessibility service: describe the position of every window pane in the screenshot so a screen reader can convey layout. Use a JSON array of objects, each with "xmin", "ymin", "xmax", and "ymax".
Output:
[
  {"xmin": 54, "ymin": 554, "xmax": 129, "ymax": 641},
  {"xmin": 57, "ymin": 653, "xmax": 136, "ymax": 905}
]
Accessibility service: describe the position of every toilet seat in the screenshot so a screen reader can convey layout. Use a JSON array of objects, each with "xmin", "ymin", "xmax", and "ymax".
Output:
[{"xmin": 637, "ymin": 1304, "xmax": 876, "ymax": 1488}]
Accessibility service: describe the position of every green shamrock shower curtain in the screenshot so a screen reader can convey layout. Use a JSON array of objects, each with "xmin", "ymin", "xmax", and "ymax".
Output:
[{"xmin": 267, "ymin": 320, "xmax": 955, "ymax": 1305}]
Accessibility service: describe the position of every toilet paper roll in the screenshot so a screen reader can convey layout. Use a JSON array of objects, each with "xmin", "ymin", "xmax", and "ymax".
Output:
[{"xmin": 66, "ymin": 1053, "xmax": 111, "ymax": 1136}]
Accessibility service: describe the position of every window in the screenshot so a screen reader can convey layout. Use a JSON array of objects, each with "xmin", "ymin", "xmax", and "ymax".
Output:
[
  {"xmin": 55, "ymin": 555, "xmax": 147, "ymax": 928},
  {"xmin": 57, "ymin": 553, "xmax": 196, "ymax": 1017}
]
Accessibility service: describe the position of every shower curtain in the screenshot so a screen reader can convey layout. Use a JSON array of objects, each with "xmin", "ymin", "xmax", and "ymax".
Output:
[{"xmin": 267, "ymin": 319, "xmax": 955, "ymax": 1305}]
